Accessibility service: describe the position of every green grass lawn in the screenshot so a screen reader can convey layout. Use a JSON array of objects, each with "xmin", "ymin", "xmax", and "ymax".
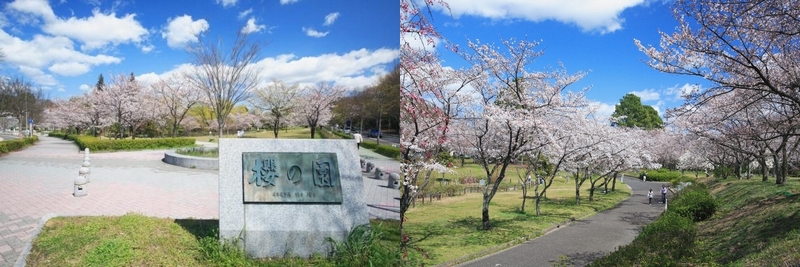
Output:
[
  {"xmin": 694, "ymin": 178, "xmax": 800, "ymax": 266},
  {"xmin": 190, "ymin": 127, "xmax": 334, "ymax": 143},
  {"xmin": 26, "ymin": 214, "xmax": 399, "ymax": 267},
  {"xmin": 405, "ymin": 177, "xmax": 631, "ymax": 266}
]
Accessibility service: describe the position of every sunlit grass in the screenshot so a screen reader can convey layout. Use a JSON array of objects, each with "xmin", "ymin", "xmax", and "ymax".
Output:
[
  {"xmin": 405, "ymin": 177, "xmax": 631, "ymax": 266},
  {"xmin": 27, "ymin": 214, "xmax": 400, "ymax": 267}
]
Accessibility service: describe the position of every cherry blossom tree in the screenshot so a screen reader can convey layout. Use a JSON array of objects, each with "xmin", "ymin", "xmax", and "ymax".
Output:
[
  {"xmin": 151, "ymin": 75, "xmax": 200, "ymax": 137},
  {"xmin": 399, "ymin": 0, "xmax": 453, "ymax": 252},
  {"xmin": 93, "ymin": 74, "xmax": 144, "ymax": 138},
  {"xmin": 294, "ymin": 82, "xmax": 345, "ymax": 139},
  {"xmin": 249, "ymin": 80, "xmax": 299, "ymax": 138},
  {"xmin": 637, "ymin": 0, "xmax": 800, "ymax": 184},
  {"xmin": 458, "ymin": 38, "xmax": 588, "ymax": 230}
]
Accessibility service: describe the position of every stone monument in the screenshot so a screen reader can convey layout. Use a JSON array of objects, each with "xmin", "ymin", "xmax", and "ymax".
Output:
[{"xmin": 219, "ymin": 139, "xmax": 368, "ymax": 258}]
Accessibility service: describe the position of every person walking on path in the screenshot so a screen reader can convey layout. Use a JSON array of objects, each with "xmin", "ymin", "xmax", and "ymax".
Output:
[
  {"xmin": 660, "ymin": 184, "xmax": 667, "ymax": 203},
  {"xmin": 648, "ymin": 189, "xmax": 653, "ymax": 205},
  {"xmin": 353, "ymin": 132, "xmax": 363, "ymax": 149}
]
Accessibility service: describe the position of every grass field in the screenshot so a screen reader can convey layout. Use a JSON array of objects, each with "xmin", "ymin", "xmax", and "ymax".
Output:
[
  {"xmin": 405, "ymin": 176, "xmax": 631, "ymax": 266},
  {"xmin": 190, "ymin": 127, "xmax": 325, "ymax": 143},
  {"xmin": 695, "ymin": 178, "xmax": 800, "ymax": 266},
  {"xmin": 26, "ymin": 214, "xmax": 399, "ymax": 267}
]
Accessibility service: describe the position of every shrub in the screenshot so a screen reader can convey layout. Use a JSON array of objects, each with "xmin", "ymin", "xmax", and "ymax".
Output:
[
  {"xmin": 0, "ymin": 136, "xmax": 38, "ymax": 154},
  {"xmin": 643, "ymin": 168, "xmax": 681, "ymax": 182},
  {"xmin": 668, "ymin": 183, "xmax": 717, "ymax": 222},
  {"xmin": 590, "ymin": 212, "xmax": 696, "ymax": 267},
  {"xmin": 57, "ymin": 135, "xmax": 195, "ymax": 152},
  {"xmin": 360, "ymin": 142, "xmax": 400, "ymax": 159},
  {"xmin": 373, "ymin": 144, "xmax": 400, "ymax": 159}
]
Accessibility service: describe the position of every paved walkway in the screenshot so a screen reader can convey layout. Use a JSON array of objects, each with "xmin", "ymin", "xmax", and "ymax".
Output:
[
  {"xmin": 0, "ymin": 136, "xmax": 399, "ymax": 266},
  {"xmin": 458, "ymin": 177, "xmax": 670, "ymax": 267},
  {"xmin": 357, "ymin": 148, "xmax": 400, "ymax": 220}
]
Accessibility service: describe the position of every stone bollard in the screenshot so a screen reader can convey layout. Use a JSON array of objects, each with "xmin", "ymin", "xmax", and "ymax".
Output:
[
  {"xmin": 74, "ymin": 174, "xmax": 88, "ymax": 197},
  {"xmin": 360, "ymin": 158, "xmax": 366, "ymax": 172},
  {"xmin": 374, "ymin": 167, "xmax": 382, "ymax": 179},
  {"xmin": 366, "ymin": 162, "xmax": 375, "ymax": 173},
  {"xmin": 388, "ymin": 173, "xmax": 400, "ymax": 189},
  {"xmin": 79, "ymin": 166, "xmax": 90, "ymax": 183},
  {"xmin": 82, "ymin": 148, "xmax": 91, "ymax": 182}
]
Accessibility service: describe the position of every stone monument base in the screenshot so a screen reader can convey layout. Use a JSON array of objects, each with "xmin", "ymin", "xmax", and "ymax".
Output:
[{"xmin": 218, "ymin": 139, "xmax": 368, "ymax": 258}]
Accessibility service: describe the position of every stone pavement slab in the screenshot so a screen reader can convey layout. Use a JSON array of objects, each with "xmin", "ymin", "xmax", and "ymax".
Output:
[{"xmin": 358, "ymin": 147, "xmax": 400, "ymax": 220}]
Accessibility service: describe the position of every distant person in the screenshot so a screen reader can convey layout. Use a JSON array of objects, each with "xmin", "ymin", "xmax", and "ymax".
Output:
[
  {"xmin": 643, "ymin": 171, "xmax": 647, "ymax": 182},
  {"xmin": 353, "ymin": 133, "xmax": 363, "ymax": 149},
  {"xmin": 660, "ymin": 184, "xmax": 668, "ymax": 203},
  {"xmin": 648, "ymin": 189, "xmax": 653, "ymax": 205}
]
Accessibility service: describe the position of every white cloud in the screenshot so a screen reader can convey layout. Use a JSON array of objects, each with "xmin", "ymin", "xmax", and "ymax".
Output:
[
  {"xmin": 7, "ymin": 0, "xmax": 56, "ymax": 22},
  {"xmin": 241, "ymin": 17, "xmax": 266, "ymax": 34},
  {"xmin": 238, "ymin": 8, "xmax": 253, "ymax": 20},
  {"xmin": 280, "ymin": 0, "xmax": 300, "ymax": 5},
  {"xmin": 215, "ymin": 0, "xmax": 238, "ymax": 7},
  {"xmin": 48, "ymin": 62, "xmax": 90, "ymax": 76},
  {"xmin": 588, "ymin": 101, "xmax": 616, "ymax": 120},
  {"xmin": 18, "ymin": 66, "xmax": 58, "ymax": 86},
  {"xmin": 0, "ymin": 30, "xmax": 121, "ymax": 79},
  {"xmin": 140, "ymin": 44, "xmax": 154, "ymax": 53},
  {"xmin": 254, "ymin": 48, "xmax": 398, "ymax": 87},
  {"xmin": 162, "ymin": 15, "xmax": 209, "ymax": 49},
  {"xmin": 434, "ymin": 0, "xmax": 647, "ymax": 34},
  {"xmin": 323, "ymin": 12, "xmax": 340, "ymax": 26},
  {"xmin": 8, "ymin": 0, "xmax": 148, "ymax": 50},
  {"xmin": 631, "ymin": 89, "xmax": 660, "ymax": 102},
  {"xmin": 302, "ymin": 27, "xmax": 328, "ymax": 37},
  {"xmin": 136, "ymin": 49, "xmax": 397, "ymax": 93},
  {"xmin": 42, "ymin": 9, "xmax": 148, "ymax": 50},
  {"xmin": 665, "ymin": 83, "xmax": 698, "ymax": 100},
  {"xmin": 79, "ymin": 84, "xmax": 91, "ymax": 91},
  {"xmin": 401, "ymin": 31, "xmax": 440, "ymax": 51}
]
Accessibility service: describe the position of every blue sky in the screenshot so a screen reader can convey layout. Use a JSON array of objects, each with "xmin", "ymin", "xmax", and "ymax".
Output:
[
  {"xmin": 0, "ymin": 0, "xmax": 398, "ymax": 99},
  {"xmin": 416, "ymin": 0, "xmax": 709, "ymax": 118}
]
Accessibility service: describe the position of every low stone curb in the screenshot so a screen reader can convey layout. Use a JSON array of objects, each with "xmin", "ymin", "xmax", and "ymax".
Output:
[
  {"xmin": 162, "ymin": 150, "xmax": 218, "ymax": 170},
  {"xmin": 15, "ymin": 213, "xmax": 57, "ymax": 267}
]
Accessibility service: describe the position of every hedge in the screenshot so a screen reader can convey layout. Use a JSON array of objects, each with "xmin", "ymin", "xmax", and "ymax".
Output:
[
  {"xmin": 361, "ymin": 141, "xmax": 400, "ymax": 159},
  {"xmin": 49, "ymin": 133, "xmax": 195, "ymax": 152},
  {"xmin": 0, "ymin": 136, "xmax": 39, "ymax": 154},
  {"xmin": 642, "ymin": 168, "xmax": 682, "ymax": 182}
]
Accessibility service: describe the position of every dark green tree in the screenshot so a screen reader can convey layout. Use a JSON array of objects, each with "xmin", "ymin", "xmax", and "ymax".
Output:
[
  {"xmin": 96, "ymin": 74, "xmax": 105, "ymax": 91},
  {"xmin": 611, "ymin": 93, "xmax": 663, "ymax": 129}
]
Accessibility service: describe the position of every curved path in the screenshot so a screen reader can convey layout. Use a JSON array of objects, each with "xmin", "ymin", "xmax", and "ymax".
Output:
[
  {"xmin": 458, "ymin": 178, "xmax": 670, "ymax": 267},
  {"xmin": 0, "ymin": 136, "xmax": 399, "ymax": 266}
]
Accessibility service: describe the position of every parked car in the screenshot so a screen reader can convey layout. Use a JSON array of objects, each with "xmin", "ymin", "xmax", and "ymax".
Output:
[{"xmin": 368, "ymin": 129, "xmax": 382, "ymax": 138}]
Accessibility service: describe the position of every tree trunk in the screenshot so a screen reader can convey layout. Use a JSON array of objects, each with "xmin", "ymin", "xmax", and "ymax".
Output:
[
  {"xmin": 273, "ymin": 118, "xmax": 280, "ymax": 138},
  {"xmin": 520, "ymin": 184, "xmax": 527, "ymax": 213},
  {"xmin": 309, "ymin": 124, "xmax": 317, "ymax": 139},
  {"xmin": 482, "ymin": 197, "xmax": 491, "ymax": 230},
  {"xmin": 777, "ymin": 149, "xmax": 788, "ymax": 185},
  {"xmin": 574, "ymin": 172, "xmax": 581, "ymax": 206},
  {"xmin": 611, "ymin": 174, "xmax": 616, "ymax": 191}
]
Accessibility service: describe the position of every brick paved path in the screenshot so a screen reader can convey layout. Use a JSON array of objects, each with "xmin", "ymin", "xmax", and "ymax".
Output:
[{"xmin": 0, "ymin": 136, "xmax": 399, "ymax": 266}]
